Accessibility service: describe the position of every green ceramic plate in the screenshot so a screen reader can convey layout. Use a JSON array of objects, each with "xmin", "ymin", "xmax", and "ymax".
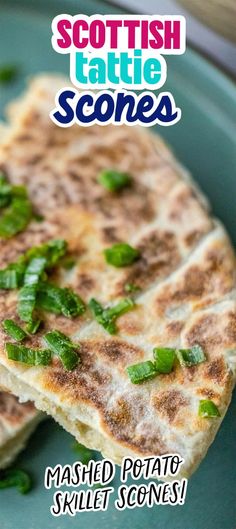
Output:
[{"xmin": 0, "ymin": 2, "xmax": 236, "ymax": 528}]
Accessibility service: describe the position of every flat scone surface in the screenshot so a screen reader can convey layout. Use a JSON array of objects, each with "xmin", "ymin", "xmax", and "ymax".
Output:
[
  {"xmin": 0, "ymin": 74, "xmax": 235, "ymax": 477},
  {"xmin": 0, "ymin": 391, "xmax": 42, "ymax": 469}
]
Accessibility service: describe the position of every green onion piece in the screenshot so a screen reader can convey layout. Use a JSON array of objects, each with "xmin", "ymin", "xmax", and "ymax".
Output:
[
  {"xmin": 23, "ymin": 257, "xmax": 47, "ymax": 286},
  {"xmin": 2, "ymin": 319, "xmax": 27, "ymax": 342},
  {"xmin": 0, "ymin": 195, "xmax": 32, "ymax": 238},
  {"xmin": 0, "ymin": 257, "xmax": 27, "ymax": 289},
  {"xmin": 0, "ymin": 268, "xmax": 22, "ymax": 289},
  {"xmin": 72, "ymin": 442, "xmax": 94, "ymax": 465},
  {"xmin": 89, "ymin": 298, "xmax": 116, "ymax": 334},
  {"xmin": 103, "ymin": 297, "xmax": 135, "ymax": 320},
  {"xmin": 37, "ymin": 282, "xmax": 85, "ymax": 318},
  {"xmin": 25, "ymin": 319, "xmax": 41, "ymax": 335},
  {"xmin": 6, "ymin": 343, "xmax": 52, "ymax": 366},
  {"xmin": 104, "ymin": 242, "xmax": 140, "ymax": 268},
  {"xmin": 98, "ymin": 169, "xmax": 131, "ymax": 192},
  {"xmin": 44, "ymin": 330, "xmax": 80, "ymax": 370},
  {"xmin": 26, "ymin": 239, "xmax": 67, "ymax": 268},
  {"xmin": 124, "ymin": 283, "xmax": 141, "ymax": 293},
  {"xmin": 0, "ymin": 239, "xmax": 67, "ymax": 290},
  {"xmin": 89, "ymin": 297, "xmax": 135, "ymax": 334},
  {"xmin": 18, "ymin": 284, "xmax": 37, "ymax": 322},
  {"xmin": 198, "ymin": 400, "xmax": 221, "ymax": 418},
  {"xmin": 0, "ymin": 175, "xmax": 12, "ymax": 208},
  {"xmin": 0, "ymin": 469, "xmax": 32, "ymax": 494},
  {"xmin": 153, "ymin": 347, "xmax": 176, "ymax": 374},
  {"xmin": 177, "ymin": 345, "xmax": 206, "ymax": 367},
  {"xmin": 126, "ymin": 361, "xmax": 157, "ymax": 384},
  {"xmin": 0, "ymin": 65, "xmax": 18, "ymax": 84}
]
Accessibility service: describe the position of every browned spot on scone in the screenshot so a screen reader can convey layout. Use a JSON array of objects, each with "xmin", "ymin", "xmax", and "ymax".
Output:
[
  {"xmin": 90, "ymin": 339, "xmax": 144, "ymax": 367},
  {"xmin": 225, "ymin": 312, "xmax": 236, "ymax": 342},
  {"xmin": 151, "ymin": 389, "xmax": 188, "ymax": 423},
  {"xmin": 105, "ymin": 398, "xmax": 132, "ymax": 428},
  {"xmin": 0, "ymin": 392, "xmax": 35, "ymax": 424},
  {"xmin": 185, "ymin": 230, "xmax": 203, "ymax": 248},
  {"xmin": 166, "ymin": 320, "xmax": 184, "ymax": 337},
  {"xmin": 154, "ymin": 241, "xmax": 234, "ymax": 316},
  {"xmin": 197, "ymin": 388, "xmax": 219, "ymax": 400},
  {"xmin": 74, "ymin": 273, "xmax": 96, "ymax": 297},
  {"xmin": 203, "ymin": 357, "xmax": 229, "ymax": 386}
]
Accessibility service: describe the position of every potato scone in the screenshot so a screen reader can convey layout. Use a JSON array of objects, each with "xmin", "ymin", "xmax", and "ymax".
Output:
[
  {"xmin": 0, "ymin": 392, "xmax": 43, "ymax": 469},
  {"xmin": 0, "ymin": 75, "xmax": 235, "ymax": 478}
]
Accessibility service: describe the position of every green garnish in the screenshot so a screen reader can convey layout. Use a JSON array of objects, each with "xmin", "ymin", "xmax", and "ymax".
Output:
[
  {"xmin": 72, "ymin": 442, "xmax": 94, "ymax": 465},
  {"xmin": 198, "ymin": 400, "xmax": 221, "ymax": 418},
  {"xmin": 124, "ymin": 283, "xmax": 141, "ymax": 293},
  {"xmin": 0, "ymin": 468, "xmax": 32, "ymax": 494},
  {"xmin": 104, "ymin": 243, "xmax": 140, "ymax": 267},
  {"xmin": 23, "ymin": 257, "xmax": 47, "ymax": 286},
  {"xmin": 26, "ymin": 239, "xmax": 67, "ymax": 268},
  {"xmin": 126, "ymin": 361, "xmax": 157, "ymax": 384},
  {"xmin": 0, "ymin": 193, "xmax": 32, "ymax": 239},
  {"xmin": 177, "ymin": 345, "xmax": 206, "ymax": 367},
  {"xmin": 6, "ymin": 343, "xmax": 51, "ymax": 366},
  {"xmin": 37, "ymin": 282, "xmax": 85, "ymax": 318},
  {"xmin": 89, "ymin": 297, "xmax": 135, "ymax": 334},
  {"xmin": 0, "ymin": 65, "xmax": 18, "ymax": 84},
  {"xmin": 153, "ymin": 347, "xmax": 176, "ymax": 374},
  {"xmin": 25, "ymin": 319, "xmax": 41, "ymax": 335},
  {"xmin": 44, "ymin": 330, "xmax": 80, "ymax": 371},
  {"xmin": 98, "ymin": 169, "xmax": 131, "ymax": 192},
  {"xmin": 2, "ymin": 319, "xmax": 27, "ymax": 342},
  {"xmin": 0, "ymin": 174, "xmax": 12, "ymax": 208},
  {"xmin": 0, "ymin": 257, "xmax": 26, "ymax": 290},
  {"xmin": 18, "ymin": 284, "xmax": 37, "ymax": 322}
]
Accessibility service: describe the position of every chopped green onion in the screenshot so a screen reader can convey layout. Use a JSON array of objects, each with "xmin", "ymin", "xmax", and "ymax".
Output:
[
  {"xmin": 6, "ymin": 343, "xmax": 51, "ymax": 366},
  {"xmin": 44, "ymin": 330, "xmax": 80, "ymax": 370},
  {"xmin": 198, "ymin": 400, "xmax": 221, "ymax": 418},
  {"xmin": 18, "ymin": 284, "xmax": 37, "ymax": 322},
  {"xmin": 0, "ymin": 65, "xmax": 18, "ymax": 84},
  {"xmin": 124, "ymin": 283, "xmax": 141, "ymax": 293},
  {"xmin": 177, "ymin": 345, "xmax": 206, "ymax": 367},
  {"xmin": 25, "ymin": 319, "xmax": 41, "ymax": 335},
  {"xmin": 2, "ymin": 319, "xmax": 27, "ymax": 342},
  {"xmin": 26, "ymin": 239, "xmax": 67, "ymax": 268},
  {"xmin": 0, "ymin": 174, "xmax": 12, "ymax": 208},
  {"xmin": 72, "ymin": 442, "xmax": 94, "ymax": 464},
  {"xmin": 0, "ymin": 268, "xmax": 22, "ymax": 289},
  {"xmin": 89, "ymin": 298, "xmax": 116, "ymax": 334},
  {"xmin": 0, "ymin": 239, "xmax": 67, "ymax": 290},
  {"xmin": 153, "ymin": 347, "xmax": 176, "ymax": 374},
  {"xmin": 0, "ymin": 195, "xmax": 32, "ymax": 238},
  {"xmin": 126, "ymin": 361, "xmax": 157, "ymax": 384},
  {"xmin": 104, "ymin": 242, "xmax": 140, "ymax": 267},
  {"xmin": 89, "ymin": 297, "xmax": 135, "ymax": 334},
  {"xmin": 0, "ymin": 468, "xmax": 32, "ymax": 494},
  {"xmin": 98, "ymin": 169, "xmax": 131, "ymax": 192},
  {"xmin": 37, "ymin": 282, "xmax": 85, "ymax": 318},
  {"xmin": 23, "ymin": 257, "xmax": 47, "ymax": 286}
]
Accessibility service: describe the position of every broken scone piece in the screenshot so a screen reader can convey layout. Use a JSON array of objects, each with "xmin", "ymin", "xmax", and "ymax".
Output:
[
  {"xmin": 0, "ymin": 392, "xmax": 43, "ymax": 469},
  {"xmin": 0, "ymin": 75, "xmax": 235, "ymax": 479}
]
